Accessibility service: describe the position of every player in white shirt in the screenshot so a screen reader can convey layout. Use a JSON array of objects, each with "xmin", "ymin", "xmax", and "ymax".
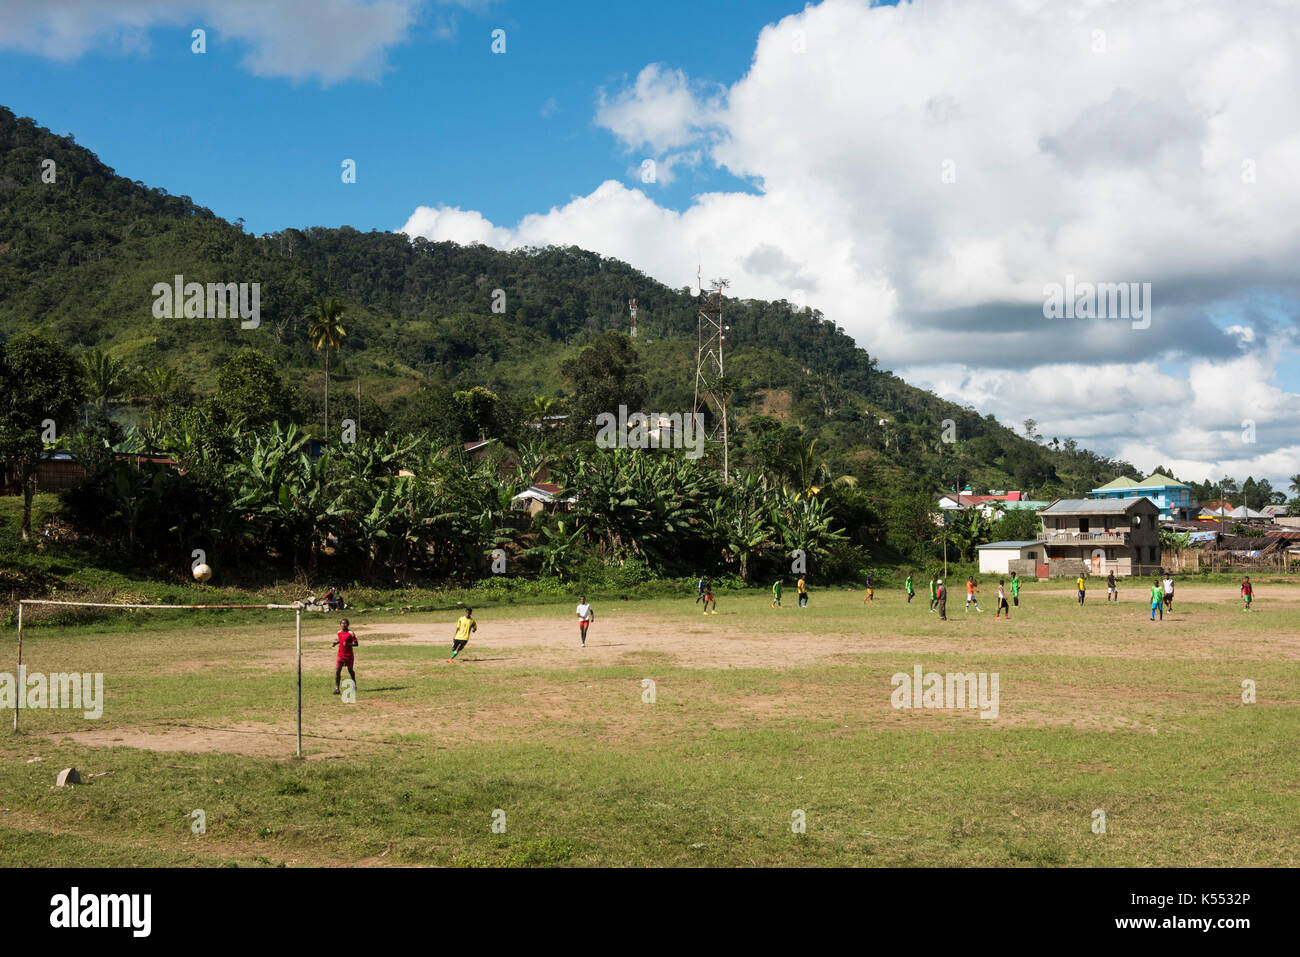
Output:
[
  {"xmin": 575, "ymin": 596, "xmax": 595, "ymax": 648},
  {"xmin": 1162, "ymin": 575, "xmax": 1174, "ymax": 612}
]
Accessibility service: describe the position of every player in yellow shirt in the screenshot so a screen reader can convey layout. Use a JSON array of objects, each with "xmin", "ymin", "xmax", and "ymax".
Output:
[
  {"xmin": 1076, "ymin": 575, "xmax": 1086, "ymax": 605},
  {"xmin": 797, "ymin": 577, "xmax": 808, "ymax": 609},
  {"xmin": 448, "ymin": 607, "xmax": 477, "ymax": 662}
]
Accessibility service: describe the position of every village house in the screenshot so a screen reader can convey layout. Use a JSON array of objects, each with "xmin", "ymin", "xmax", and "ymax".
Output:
[
  {"xmin": 936, "ymin": 490, "xmax": 1048, "ymax": 519},
  {"xmin": 509, "ymin": 482, "xmax": 574, "ymax": 516},
  {"xmin": 976, "ymin": 540, "xmax": 1048, "ymax": 575},
  {"xmin": 1038, "ymin": 497, "xmax": 1162, "ymax": 577},
  {"xmin": 1089, "ymin": 472, "xmax": 1196, "ymax": 520}
]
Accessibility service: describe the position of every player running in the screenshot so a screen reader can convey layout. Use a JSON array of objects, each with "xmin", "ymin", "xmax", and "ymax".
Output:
[
  {"xmin": 928, "ymin": 575, "xmax": 938, "ymax": 612},
  {"xmin": 1106, "ymin": 570, "xmax": 1117, "ymax": 603},
  {"xmin": 1149, "ymin": 578, "xmax": 1164, "ymax": 620},
  {"xmin": 695, "ymin": 574, "xmax": 707, "ymax": 605},
  {"xmin": 702, "ymin": 579, "xmax": 717, "ymax": 615},
  {"xmin": 1076, "ymin": 574, "xmax": 1087, "ymax": 606},
  {"xmin": 576, "ymin": 595, "xmax": 594, "ymax": 647},
  {"xmin": 862, "ymin": 571, "xmax": 875, "ymax": 604},
  {"xmin": 797, "ymin": 576, "xmax": 808, "ymax": 608},
  {"xmin": 1010, "ymin": 571, "xmax": 1021, "ymax": 608},
  {"xmin": 1162, "ymin": 574, "xmax": 1175, "ymax": 612},
  {"xmin": 772, "ymin": 578, "xmax": 784, "ymax": 608},
  {"xmin": 965, "ymin": 576, "xmax": 981, "ymax": 613},
  {"xmin": 333, "ymin": 618, "xmax": 358, "ymax": 694},
  {"xmin": 1240, "ymin": 575, "xmax": 1253, "ymax": 611},
  {"xmin": 448, "ymin": 607, "xmax": 477, "ymax": 661},
  {"xmin": 995, "ymin": 580, "xmax": 1009, "ymax": 619},
  {"xmin": 905, "ymin": 572, "xmax": 915, "ymax": 604}
]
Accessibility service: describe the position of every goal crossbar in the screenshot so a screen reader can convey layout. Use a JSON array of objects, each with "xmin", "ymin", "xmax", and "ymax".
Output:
[{"xmin": 13, "ymin": 600, "xmax": 307, "ymax": 757}]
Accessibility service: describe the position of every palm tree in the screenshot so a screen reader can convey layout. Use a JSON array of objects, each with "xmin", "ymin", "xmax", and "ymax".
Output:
[
  {"xmin": 795, "ymin": 438, "xmax": 829, "ymax": 493},
  {"xmin": 530, "ymin": 394, "xmax": 557, "ymax": 421},
  {"xmin": 82, "ymin": 349, "xmax": 126, "ymax": 421},
  {"xmin": 306, "ymin": 297, "xmax": 347, "ymax": 438},
  {"xmin": 135, "ymin": 366, "xmax": 178, "ymax": 446},
  {"xmin": 1289, "ymin": 473, "xmax": 1300, "ymax": 498},
  {"xmin": 137, "ymin": 366, "xmax": 176, "ymax": 411}
]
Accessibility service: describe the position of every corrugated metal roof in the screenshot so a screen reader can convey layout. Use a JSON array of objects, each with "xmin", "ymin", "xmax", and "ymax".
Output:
[{"xmin": 1041, "ymin": 497, "xmax": 1158, "ymax": 514}]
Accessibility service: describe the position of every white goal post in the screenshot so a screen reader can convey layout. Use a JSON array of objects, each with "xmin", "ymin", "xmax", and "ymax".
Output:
[{"xmin": 14, "ymin": 600, "xmax": 307, "ymax": 757}]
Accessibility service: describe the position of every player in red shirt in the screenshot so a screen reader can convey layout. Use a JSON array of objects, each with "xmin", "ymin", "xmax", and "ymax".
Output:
[
  {"xmin": 333, "ymin": 618, "xmax": 358, "ymax": 694},
  {"xmin": 1240, "ymin": 576, "xmax": 1253, "ymax": 612}
]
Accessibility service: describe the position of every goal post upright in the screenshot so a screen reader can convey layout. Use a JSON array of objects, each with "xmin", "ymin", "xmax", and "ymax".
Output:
[
  {"xmin": 13, "ymin": 600, "xmax": 304, "ymax": 752},
  {"xmin": 14, "ymin": 601, "xmax": 22, "ymax": 733},
  {"xmin": 296, "ymin": 607, "xmax": 302, "ymax": 759}
]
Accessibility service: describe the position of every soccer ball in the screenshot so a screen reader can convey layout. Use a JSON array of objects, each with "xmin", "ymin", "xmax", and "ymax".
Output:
[{"xmin": 192, "ymin": 563, "xmax": 213, "ymax": 582}]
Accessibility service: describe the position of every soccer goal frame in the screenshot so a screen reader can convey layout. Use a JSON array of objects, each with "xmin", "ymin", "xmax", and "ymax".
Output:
[{"xmin": 14, "ymin": 600, "xmax": 307, "ymax": 757}]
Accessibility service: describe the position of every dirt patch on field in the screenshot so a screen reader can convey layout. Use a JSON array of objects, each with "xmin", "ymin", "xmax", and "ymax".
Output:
[
  {"xmin": 340, "ymin": 598, "xmax": 1300, "ymax": 670},
  {"xmin": 46, "ymin": 722, "xmax": 362, "ymax": 759}
]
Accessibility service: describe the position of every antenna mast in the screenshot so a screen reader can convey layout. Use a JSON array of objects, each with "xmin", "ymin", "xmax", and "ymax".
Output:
[
  {"xmin": 692, "ymin": 267, "xmax": 732, "ymax": 482},
  {"xmin": 628, "ymin": 297, "xmax": 638, "ymax": 340}
]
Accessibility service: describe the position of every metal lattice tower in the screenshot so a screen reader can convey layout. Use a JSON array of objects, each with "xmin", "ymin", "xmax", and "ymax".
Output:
[
  {"xmin": 628, "ymin": 297, "xmax": 638, "ymax": 340},
  {"xmin": 692, "ymin": 267, "xmax": 732, "ymax": 482}
]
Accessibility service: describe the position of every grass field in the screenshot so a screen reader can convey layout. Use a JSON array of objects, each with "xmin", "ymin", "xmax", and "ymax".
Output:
[{"xmin": 1, "ymin": 582, "xmax": 1297, "ymax": 867}]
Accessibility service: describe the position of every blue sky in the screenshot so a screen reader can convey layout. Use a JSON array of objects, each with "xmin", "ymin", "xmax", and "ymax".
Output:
[
  {"xmin": 0, "ymin": 0, "xmax": 819, "ymax": 235},
  {"xmin": 1, "ymin": 0, "xmax": 1296, "ymax": 488}
]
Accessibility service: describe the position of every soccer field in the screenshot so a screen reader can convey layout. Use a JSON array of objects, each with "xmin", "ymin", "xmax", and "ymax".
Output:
[{"xmin": 1, "ymin": 583, "xmax": 1297, "ymax": 867}]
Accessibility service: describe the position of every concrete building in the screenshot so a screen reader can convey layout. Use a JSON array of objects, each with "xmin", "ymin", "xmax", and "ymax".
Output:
[
  {"xmin": 977, "ymin": 540, "xmax": 1047, "ymax": 575},
  {"xmin": 1090, "ymin": 472, "xmax": 1195, "ymax": 520},
  {"xmin": 1039, "ymin": 497, "xmax": 1162, "ymax": 577}
]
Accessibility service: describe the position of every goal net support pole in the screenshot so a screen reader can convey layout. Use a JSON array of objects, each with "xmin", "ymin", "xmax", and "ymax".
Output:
[{"xmin": 13, "ymin": 600, "xmax": 305, "ymax": 757}]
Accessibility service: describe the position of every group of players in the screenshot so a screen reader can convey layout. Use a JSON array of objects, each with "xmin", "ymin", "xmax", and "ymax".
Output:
[
  {"xmin": 326, "ymin": 570, "xmax": 1260, "ymax": 692},
  {"xmin": 329, "ymin": 595, "xmax": 598, "ymax": 693}
]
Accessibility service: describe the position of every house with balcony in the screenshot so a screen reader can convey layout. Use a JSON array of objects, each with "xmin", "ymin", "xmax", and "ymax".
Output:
[
  {"xmin": 1038, "ymin": 497, "xmax": 1162, "ymax": 577},
  {"xmin": 1089, "ymin": 472, "xmax": 1195, "ymax": 520}
]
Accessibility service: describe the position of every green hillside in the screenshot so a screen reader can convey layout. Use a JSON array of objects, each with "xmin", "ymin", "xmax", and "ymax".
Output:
[{"xmin": 0, "ymin": 105, "xmax": 1138, "ymax": 501}]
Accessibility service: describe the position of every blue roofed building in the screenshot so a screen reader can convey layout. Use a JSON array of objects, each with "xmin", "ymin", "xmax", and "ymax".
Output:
[{"xmin": 1089, "ymin": 472, "xmax": 1196, "ymax": 521}]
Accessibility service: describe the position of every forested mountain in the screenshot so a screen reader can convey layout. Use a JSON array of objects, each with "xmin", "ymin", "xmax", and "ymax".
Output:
[{"xmin": 0, "ymin": 104, "xmax": 1140, "ymax": 500}]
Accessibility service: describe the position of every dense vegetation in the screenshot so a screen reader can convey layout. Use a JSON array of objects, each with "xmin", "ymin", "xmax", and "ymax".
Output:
[{"xmin": 5, "ymin": 104, "xmax": 1291, "ymax": 599}]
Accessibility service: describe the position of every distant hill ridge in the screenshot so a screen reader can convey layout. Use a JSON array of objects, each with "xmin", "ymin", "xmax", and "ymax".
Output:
[{"xmin": 0, "ymin": 104, "xmax": 1139, "ymax": 496}]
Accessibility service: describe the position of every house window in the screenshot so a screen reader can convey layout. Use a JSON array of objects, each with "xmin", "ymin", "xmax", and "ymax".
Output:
[{"xmin": 1080, "ymin": 518, "xmax": 1090, "ymax": 533}]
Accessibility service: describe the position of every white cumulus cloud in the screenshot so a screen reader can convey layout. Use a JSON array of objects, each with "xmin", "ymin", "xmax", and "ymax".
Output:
[
  {"xmin": 405, "ymin": 0, "xmax": 1300, "ymax": 484},
  {"xmin": 0, "ymin": 0, "xmax": 420, "ymax": 84}
]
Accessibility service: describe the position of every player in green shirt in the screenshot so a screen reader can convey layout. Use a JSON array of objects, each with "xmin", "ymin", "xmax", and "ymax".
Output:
[
  {"xmin": 1010, "ymin": 572, "xmax": 1021, "ymax": 607},
  {"xmin": 1149, "ymin": 579, "xmax": 1164, "ymax": 621},
  {"xmin": 905, "ymin": 573, "xmax": 915, "ymax": 604},
  {"xmin": 928, "ymin": 575, "xmax": 938, "ymax": 612},
  {"xmin": 771, "ymin": 578, "xmax": 783, "ymax": 607}
]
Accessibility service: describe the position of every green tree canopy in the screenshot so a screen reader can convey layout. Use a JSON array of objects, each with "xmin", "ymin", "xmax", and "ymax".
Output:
[
  {"xmin": 0, "ymin": 332, "xmax": 85, "ymax": 538},
  {"xmin": 561, "ymin": 331, "xmax": 648, "ymax": 438},
  {"xmin": 210, "ymin": 350, "xmax": 298, "ymax": 433}
]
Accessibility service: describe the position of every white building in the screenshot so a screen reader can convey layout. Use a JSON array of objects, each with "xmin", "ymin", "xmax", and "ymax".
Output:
[{"xmin": 976, "ymin": 540, "xmax": 1047, "ymax": 575}]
